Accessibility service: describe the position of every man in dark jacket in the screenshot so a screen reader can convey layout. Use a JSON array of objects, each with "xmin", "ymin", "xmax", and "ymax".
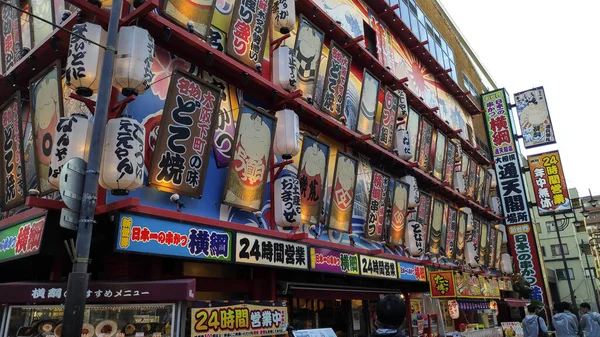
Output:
[{"xmin": 371, "ymin": 295, "xmax": 407, "ymax": 337}]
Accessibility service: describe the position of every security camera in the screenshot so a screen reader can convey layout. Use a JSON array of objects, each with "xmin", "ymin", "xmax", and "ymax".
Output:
[
  {"xmin": 255, "ymin": 63, "xmax": 262, "ymax": 74},
  {"xmin": 28, "ymin": 189, "xmax": 40, "ymax": 197},
  {"xmin": 187, "ymin": 21, "xmax": 195, "ymax": 33},
  {"xmin": 170, "ymin": 193, "xmax": 180, "ymax": 203},
  {"xmin": 307, "ymin": 96, "xmax": 313, "ymax": 105}
]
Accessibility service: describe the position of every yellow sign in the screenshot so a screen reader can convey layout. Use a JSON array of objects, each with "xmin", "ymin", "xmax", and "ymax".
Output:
[{"xmin": 191, "ymin": 302, "xmax": 288, "ymax": 337}]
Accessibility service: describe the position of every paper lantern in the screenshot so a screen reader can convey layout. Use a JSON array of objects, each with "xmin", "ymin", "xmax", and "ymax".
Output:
[
  {"xmin": 65, "ymin": 22, "xmax": 107, "ymax": 97},
  {"xmin": 400, "ymin": 175, "xmax": 419, "ymax": 208},
  {"xmin": 48, "ymin": 114, "xmax": 93, "ymax": 188},
  {"xmin": 454, "ymin": 164, "xmax": 466, "ymax": 194},
  {"xmin": 488, "ymin": 168, "xmax": 497, "ymax": 188},
  {"xmin": 461, "ymin": 207, "xmax": 473, "ymax": 231},
  {"xmin": 490, "ymin": 197, "xmax": 502, "ymax": 216},
  {"xmin": 273, "ymin": 170, "xmax": 302, "ymax": 227},
  {"xmin": 99, "ymin": 117, "xmax": 145, "ymax": 195},
  {"xmin": 394, "ymin": 124, "xmax": 412, "ymax": 160},
  {"xmin": 273, "ymin": 45, "xmax": 297, "ymax": 91},
  {"xmin": 490, "ymin": 300, "xmax": 498, "ymax": 312},
  {"xmin": 113, "ymin": 26, "xmax": 154, "ymax": 96},
  {"xmin": 496, "ymin": 224, "xmax": 507, "ymax": 244},
  {"xmin": 273, "ymin": 109, "xmax": 300, "ymax": 159},
  {"xmin": 500, "ymin": 253, "xmax": 513, "ymax": 274},
  {"xmin": 272, "ymin": 0, "xmax": 296, "ymax": 34},
  {"xmin": 451, "ymin": 138, "xmax": 462, "ymax": 161},
  {"xmin": 465, "ymin": 242, "xmax": 477, "ymax": 267},
  {"xmin": 405, "ymin": 220, "xmax": 424, "ymax": 257},
  {"xmin": 447, "ymin": 300, "xmax": 459, "ymax": 319}
]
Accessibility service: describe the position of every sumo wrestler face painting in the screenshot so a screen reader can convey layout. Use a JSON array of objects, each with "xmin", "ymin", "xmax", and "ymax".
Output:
[{"xmin": 294, "ymin": 15, "xmax": 324, "ymax": 103}]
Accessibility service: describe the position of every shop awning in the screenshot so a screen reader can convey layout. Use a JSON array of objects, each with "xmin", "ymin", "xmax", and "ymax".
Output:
[{"xmin": 504, "ymin": 298, "xmax": 530, "ymax": 307}]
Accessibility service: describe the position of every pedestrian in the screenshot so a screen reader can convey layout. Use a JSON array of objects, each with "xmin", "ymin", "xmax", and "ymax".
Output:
[
  {"xmin": 553, "ymin": 302, "xmax": 578, "ymax": 337},
  {"xmin": 580, "ymin": 303, "xmax": 600, "ymax": 337},
  {"xmin": 523, "ymin": 304, "xmax": 548, "ymax": 337},
  {"xmin": 370, "ymin": 295, "xmax": 406, "ymax": 337}
]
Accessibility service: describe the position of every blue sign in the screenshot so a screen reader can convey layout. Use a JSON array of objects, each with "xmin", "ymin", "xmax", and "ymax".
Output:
[
  {"xmin": 397, "ymin": 261, "xmax": 426, "ymax": 282},
  {"xmin": 116, "ymin": 213, "xmax": 232, "ymax": 261}
]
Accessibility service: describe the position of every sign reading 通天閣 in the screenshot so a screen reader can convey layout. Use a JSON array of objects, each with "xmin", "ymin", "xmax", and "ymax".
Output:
[
  {"xmin": 235, "ymin": 233, "xmax": 308, "ymax": 270},
  {"xmin": 506, "ymin": 223, "xmax": 545, "ymax": 303},
  {"xmin": 494, "ymin": 153, "xmax": 530, "ymax": 225},
  {"xmin": 527, "ymin": 150, "xmax": 572, "ymax": 215},
  {"xmin": 482, "ymin": 89, "xmax": 516, "ymax": 157}
]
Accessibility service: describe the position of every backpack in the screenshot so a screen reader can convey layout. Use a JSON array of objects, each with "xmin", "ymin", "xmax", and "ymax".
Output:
[{"xmin": 537, "ymin": 316, "xmax": 548, "ymax": 337}]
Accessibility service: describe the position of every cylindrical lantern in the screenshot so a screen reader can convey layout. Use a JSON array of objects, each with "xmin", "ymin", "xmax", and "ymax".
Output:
[
  {"xmin": 65, "ymin": 22, "xmax": 107, "ymax": 97},
  {"xmin": 488, "ymin": 168, "xmax": 497, "ymax": 189},
  {"xmin": 273, "ymin": 169, "xmax": 302, "ymax": 227},
  {"xmin": 272, "ymin": 0, "xmax": 296, "ymax": 34},
  {"xmin": 461, "ymin": 207, "xmax": 473, "ymax": 231},
  {"xmin": 400, "ymin": 175, "xmax": 419, "ymax": 208},
  {"xmin": 394, "ymin": 123, "xmax": 412, "ymax": 160},
  {"xmin": 448, "ymin": 300, "xmax": 459, "ymax": 319},
  {"xmin": 113, "ymin": 26, "xmax": 155, "ymax": 96},
  {"xmin": 451, "ymin": 138, "xmax": 462, "ymax": 162},
  {"xmin": 496, "ymin": 224, "xmax": 507, "ymax": 244},
  {"xmin": 273, "ymin": 45, "xmax": 297, "ymax": 91},
  {"xmin": 99, "ymin": 117, "xmax": 146, "ymax": 195},
  {"xmin": 465, "ymin": 242, "xmax": 477, "ymax": 267},
  {"xmin": 454, "ymin": 165, "xmax": 466, "ymax": 194},
  {"xmin": 500, "ymin": 253, "xmax": 513, "ymax": 274},
  {"xmin": 49, "ymin": 114, "xmax": 93, "ymax": 188},
  {"xmin": 273, "ymin": 109, "xmax": 300, "ymax": 159},
  {"xmin": 490, "ymin": 197, "xmax": 502, "ymax": 216},
  {"xmin": 405, "ymin": 220, "xmax": 424, "ymax": 257}
]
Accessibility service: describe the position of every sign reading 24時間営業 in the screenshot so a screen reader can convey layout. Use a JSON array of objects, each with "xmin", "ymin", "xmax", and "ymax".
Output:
[
  {"xmin": 527, "ymin": 151, "xmax": 572, "ymax": 215},
  {"xmin": 235, "ymin": 233, "xmax": 308, "ymax": 270}
]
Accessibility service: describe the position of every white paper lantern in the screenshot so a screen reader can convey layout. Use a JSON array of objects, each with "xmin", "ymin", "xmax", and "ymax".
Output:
[
  {"xmin": 448, "ymin": 300, "xmax": 460, "ymax": 319},
  {"xmin": 488, "ymin": 168, "xmax": 497, "ymax": 189},
  {"xmin": 272, "ymin": 0, "xmax": 296, "ymax": 34},
  {"xmin": 400, "ymin": 175, "xmax": 419, "ymax": 208},
  {"xmin": 500, "ymin": 253, "xmax": 513, "ymax": 274},
  {"xmin": 394, "ymin": 125, "xmax": 412, "ymax": 160},
  {"xmin": 273, "ymin": 45, "xmax": 297, "ymax": 91},
  {"xmin": 113, "ymin": 26, "xmax": 154, "ymax": 96},
  {"xmin": 465, "ymin": 242, "xmax": 477, "ymax": 267},
  {"xmin": 496, "ymin": 224, "xmax": 508, "ymax": 244},
  {"xmin": 99, "ymin": 117, "xmax": 145, "ymax": 195},
  {"xmin": 405, "ymin": 220, "xmax": 424, "ymax": 257},
  {"xmin": 451, "ymin": 138, "xmax": 462, "ymax": 161},
  {"xmin": 273, "ymin": 171, "xmax": 302, "ymax": 227},
  {"xmin": 454, "ymin": 165, "xmax": 466, "ymax": 194},
  {"xmin": 273, "ymin": 109, "xmax": 300, "ymax": 159},
  {"xmin": 49, "ymin": 114, "xmax": 93, "ymax": 188},
  {"xmin": 461, "ymin": 207, "xmax": 473, "ymax": 231},
  {"xmin": 65, "ymin": 22, "xmax": 107, "ymax": 97},
  {"xmin": 490, "ymin": 197, "xmax": 502, "ymax": 216}
]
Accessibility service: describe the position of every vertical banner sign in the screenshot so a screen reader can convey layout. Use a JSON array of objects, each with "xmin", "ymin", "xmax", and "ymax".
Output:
[
  {"xmin": 0, "ymin": 0, "xmax": 22, "ymax": 72},
  {"xmin": 417, "ymin": 120, "xmax": 434, "ymax": 171},
  {"xmin": 298, "ymin": 135, "xmax": 329, "ymax": 225},
  {"xmin": 398, "ymin": 90, "xmax": 408, "ymax": 118},
  {"xmin": 365, "ymin": 169, "xmax": 390, "ymax": 241},
  {"xmin": 488, "ymin": 228, "xmax": 497, "ymax": 269},
  {"xmin": 507, "ymin": 224, "xmax": 546, "ymax": 303},
  {"xmin": 222, "ymin": 104, "xmax": 275, "ymax": 211},
  {"xmin": 227, "ymin": 0, "xmax": 273, "ymax": 68},
  {"xmin": 29, "ymin": 61, "xmax": 64, "ymax": 196},
  {"xmin": 482, "ymin": 89, "xmax": 516, "ymax": 157},
  {"xmin": 378, "ymin": 87, "xmax": 400, "ymax": 150},
  {"xmin": 433, "ymin": 133, "xmax": 446, "ymax": 180},
  {"xmin": 149, "ymin": 69, "xmax": 222, "ymax": 198},
  {"xmin": 428, "ymin": 270, "xmax": 456, "ymax": 298},
  {"xmin": 0, "ymin": 92, "xmax": 25, "ymax": 210},
  {"xmin": 163, "ymin": 0, "xmax": 216, "ymax": 38},
  {"xmin": 444, "ymin": 206, "xmax": 458, "ymax": 259},
  {"xmin": 478, "ymin": 222, "xmax": 489, "ymax": 267},
  {"xmin": 416, "ymin": 192, "xmax": 432, "ymax": 250},
  {"xmin": 495, "ymin": 153, "xmax": 530, "ymax": 225},
  {"xmin": 454, "ymin": 210, "xmax": 467, "ymax": 261},
  {"xmin": 527, "ymin": 151, "xmax": 572, "ymax": 215},
  {"xmin": 494, "ymin": 230, "xmax": 503, "ymax": 269},
  {"xmin": 320, "ymin": 41, "xmax": 351, "ymax": 120},
  {"xmin": 387, "ymin": 179, "xmax": 409, "ymax": 246},
  {"xmin": 294, "ymin": 16, "xmax": 324, "ymax": 102},
  {"xmin": 428, "ymin": 199, "xmax": 444, "ymax": 255},
  {"xmin": 514, "ymin": 87, "xmax": 556, "ymax": 148},
  {"xmin": 327, "ymin": 152, "xmax": 358, "ymax": 233},
  {"xmin": 444, "ymin": 141, "xmax": 456, "ymax": 186},
  {"xmin": 356, "ymin": 70, "xmax": 381, "ymax": 135}
]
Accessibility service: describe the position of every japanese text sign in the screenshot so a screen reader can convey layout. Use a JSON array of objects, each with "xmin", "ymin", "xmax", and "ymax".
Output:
[
  {"xmin": 0, "ymin": 216, "xmax": 46, "ymax": 263},
  {"xmin": 494, "ymin": 153, "xmax": 530, "ymax": 225},
  {"xmin": 0, "ymin": 91, "xmax": 25, "ymax": 210},
  {"xmin": 0, "ymin": 0, "xmax": 22, "ymax": 73},
  {"xmin": 397, "ymin": 262, "xmax": 426, "ymax": 282},
  {"xmin": 298, "ymin": 135, "xmax": 330, "ymax": 226},
  {"xmin": 235, "ymin": 233, "xmax": 308, "ymax": 270},
  {"xmin": 507, "ymin": 224, "xmax": 546, "ymax": 304},
  {"xmin": 365, "ymin": 169, "xmax": 390, "ymax": 241},
  {"xmin": 226, "ymin": 0, "xmax": 273, "ymax": 68},
  {"xmin": 378, "ymin": 87, "xmax": 399, "ymax": 150},
  {"xmin": 326, "ymin": 152, "xmax": 358, "ymax": 233},
  {"xmin": 527, "ymin": 151, "xmax": 572, "ymax": 215},
  {"xmin": 116, "ymin": 213, "xmax": 232, "ymax": 262},
  {"xmin": 309, "ymin": 247, "xmax": 359, "ymax": 275},
  {"xmin": 149, "ymin": 68, "xmax": 222, "ymax": 198},
  {"xmin": 358, "ymin": 255, "xmax": 397, "ymax": 279},
  {"xmin": 514, "ymin": 87, "xmax": 556, "ymax": 149},
  {"xmin": 482, "ymin": 89, "xmax": 516, "ymax": 157},
  {"xmin": 320, "ymin": 41, "xmax": 351, "ymax": 119},
  {"xmin": 428, "ymin": 270, "xmax": 456, "ymax": 298},
  {"xmin": 191, "ymin": 301, "xmax": 288, "ymax": 337}
]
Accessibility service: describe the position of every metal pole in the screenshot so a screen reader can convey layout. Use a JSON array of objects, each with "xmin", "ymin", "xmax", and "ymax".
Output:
[
  {"xmin": 581, "ymin": 239, "xmax": 600, "ymax": 311},
  {"xmin": 553, "ymin": 213, "xmax": 578, "ymax": 309},
  {"xmin": 61, "ymin": 1, "xmax": 122, "ymax": 336}
]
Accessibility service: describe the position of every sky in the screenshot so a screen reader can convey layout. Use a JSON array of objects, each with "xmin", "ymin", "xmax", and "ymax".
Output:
[{"xmin": 438, "ymin": 0, "xmax": 600, "ymax": 198}]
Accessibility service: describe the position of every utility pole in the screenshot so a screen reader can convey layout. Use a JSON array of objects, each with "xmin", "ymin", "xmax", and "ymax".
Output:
[
  {"xmin": 61, "ymin": 0, "xmax": 122, "ymax": 336},
  {"xmin": 581, "ymin": 239, "xmax": 600, "ymax": 311},
  {"xmin": 552, "ymin": 213, "xmax": 578, "ymax": 309}
]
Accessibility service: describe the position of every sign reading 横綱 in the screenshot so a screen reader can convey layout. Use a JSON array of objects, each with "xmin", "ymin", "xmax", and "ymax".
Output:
[
  {"xmin": 227, "ymin": 0, "xmax": 273, "ymax": 69},
  {"xmin": 359, "ymin": 255, "xmax": 397, "ymax": 279},
  {"xmin": 514, "ymin": 87, "xmax": 556, "ymax": 149},
  {"xmin": 310, "ymin": 247, "xmax": 359, "ymax": 275},
  {"xmin": 0, "ymin": 92, "xmax": 25, "ymax": 210},
  {"xmin": 506, "ymin": 223, "xmax": 545, "ymax": 304},
  {"xmin": 116, "ymin": 213, "xmax": 232, "ymax": 261},
  {"xmin": 365, "ymin": 169, "xmax": 390, "ymax": 241},
  {"xmin": 378, "ymin": 87, "xmax": 400, "ymax": 150},
  {"xmin": 321, "ymin": 41, "xmax": 351, "ymax": 120},
  {"xmin": 0, "ymin": 216, "xmax": 46, "ymax": 263},
  {"xmin": 149, "ymin": 68, "xmax": 221, "ymax": 198},
  {"xmin": 191, "ymin": 301, "xmax": 288, "ymax": 337},
  {"xmin": 397, "ymin": 262, "xmax": 426, "ymax": 282},
  {"xmin": 527, "ymin": 151, "xmax": 572, "ymax": 215},
  {"xmin": 495, "ymin": 153, "xmax": 530, "ymax": 225},
  {"xmin": 482, "ymin": 89, "xmax": 516, "ymax": 157},
  {"xmin": 235, "ymin": 233, "xmax": 308, "ymax": 270}
]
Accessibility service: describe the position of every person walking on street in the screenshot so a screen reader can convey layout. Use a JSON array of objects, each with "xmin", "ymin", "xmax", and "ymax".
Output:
[
  {"xmin": 370, "ymin": 295, "xmax": 407, "ymax": 337},
  {"xmin": 523, "ymin": 304, "xmax": 548, "ymax": 337},
  {"xmin": 553, "ymin": 302, "xmax": 579, "ymax": 337},
  {"xmin": 580, "ymin": 303, "xmax": 600, "ymax": 337}
]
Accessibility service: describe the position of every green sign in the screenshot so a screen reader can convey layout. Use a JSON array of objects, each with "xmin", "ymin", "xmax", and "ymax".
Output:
[
  {"xmin": 481, "ymin": 89, "xmax": 516, "ymax": 157},
  {"xmin": 0, "ymin": 216, "xmax": 46, "ymax": 262}
]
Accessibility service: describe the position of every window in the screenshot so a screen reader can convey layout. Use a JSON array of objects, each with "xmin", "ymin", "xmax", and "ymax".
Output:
[
  {"xmin": 462, "ymin": 74, "xmax": 479, "ymax": 98},
  {"xmin": 557, "ymin": 268, "xmax": 575, "ymax": 280},
  {"xmin": 541, "ymin": 246, "xmax": 546, "ymax": 257},
  {"xmin": 585, "ymin": 268, "xmax": 596, "ymax": 279},
  {"xmin": 546, "ymin": 221, "xmax": 557, "ymax": 232},
  {"xmin": 551, "ymin": 244, "xmax": 569, "ymax": 256}
]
